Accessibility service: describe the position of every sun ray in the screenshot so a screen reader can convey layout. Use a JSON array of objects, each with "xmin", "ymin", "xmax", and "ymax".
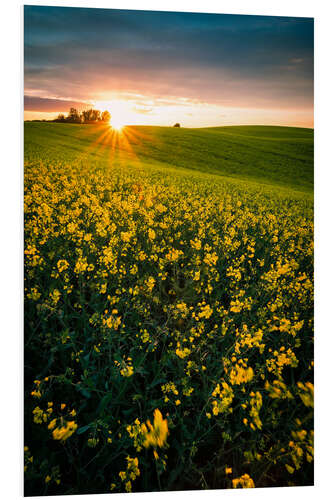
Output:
[{"xmin": 76, "ymin": 124, "xmax": 113, "ymax": 161}]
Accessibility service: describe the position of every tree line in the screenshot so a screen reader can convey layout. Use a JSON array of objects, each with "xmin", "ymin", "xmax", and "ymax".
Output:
[{"xmin": 54, "ymin": 107, "xmax": 111, "ymax": 124}]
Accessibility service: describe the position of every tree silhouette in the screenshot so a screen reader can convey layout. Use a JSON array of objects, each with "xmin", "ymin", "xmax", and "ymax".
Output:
[
  {"xmin": 57, "ymin": 107, "xmax": 111, "ymax": 124},
  {"xmin": 55, "ymin": 114, "xmax": 65, "ymax": 122},
  {"xmin": 67, "ymin": 108, "xmax": 81, "ymax": 123},
  {"xmin": 101, "ymin": 110, "xmax": 111, "ymax": 123}
]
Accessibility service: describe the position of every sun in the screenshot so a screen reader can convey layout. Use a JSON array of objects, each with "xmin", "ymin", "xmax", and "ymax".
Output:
[
  {"xmin": 95, "ymin": 99, "xmax": 140, "ymax": 130},
  {"xmin": 111, "ymin": 118, "xmax": 125, "ymax": 131}
]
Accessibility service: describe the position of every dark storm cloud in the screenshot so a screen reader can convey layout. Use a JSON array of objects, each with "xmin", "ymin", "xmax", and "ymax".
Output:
[{"xmin": 24, "ymin": 6, "xmax": 313, "ymax": 110}]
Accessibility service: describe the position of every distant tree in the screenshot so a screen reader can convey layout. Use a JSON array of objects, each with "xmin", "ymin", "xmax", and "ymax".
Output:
[
  {"xmin": 60, "ymin": 107, "xmax": 107, "ymax": 124},
  {"xmin": 173, "ymin": 123, "xmax": 180, "ymax": 127},
  {"xmin": 67, "ymin": 107, "xmax": 81, "ymax": 123},
  {"xmin": 82, "ymin": 109, "xmax": 91, "ymax": 122},
  {"xmin": 101, "ymin": 110, "xmax": 111, "ymax": 123},
  {"xmin": 91, "ymin": 109, "xmax": 101, "ymax": 122},
  {"xmin": 55, "ymin": 113, "xmax": 66, "ymax": 122},
  {"xmin": 81, "ymin": 108, "xmax": 101, "ymax": 123}
]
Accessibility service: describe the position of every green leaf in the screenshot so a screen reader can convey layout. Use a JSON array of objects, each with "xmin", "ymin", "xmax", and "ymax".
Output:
[
  {"xmin": 77, "ymin": 424, "xmax": 91, "ymax": 435},
  {"xmin": 77, "ymin": 386, "xmax": 91, "ymax": 399}
]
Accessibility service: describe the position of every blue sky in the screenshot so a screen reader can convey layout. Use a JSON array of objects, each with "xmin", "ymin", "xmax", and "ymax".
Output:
[{"xmin": 24, "ymin": 6, "xmax": 314, "ymax": 127}]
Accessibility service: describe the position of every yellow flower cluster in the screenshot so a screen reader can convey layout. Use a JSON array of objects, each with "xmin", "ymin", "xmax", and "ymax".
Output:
[
  {"xmin": 161, "ymin": 381, "xmax": 179, "ymax": 403},
  {"xmin": 211, "ymin": 381, "xmax": 234, "ymax": 416},
  {"xmin": 126, "ymin": 409, "xmax": 169, "ymax": 462},
  {"xmin": 232, "ymin": 473, "xmax": 255, "ymax": 488},
  {"xmin": 49, "ymin": 420, "xmax": 78, "ymax": 441},
  {"xmin": 229, "ymin": 364, "xmax": 254, "ymax": 386},
  {"xmin": 297, "ymin": 381, "xmax": 314, "ymax": 408},
  {"xmin": 119, "ymin": 456, "xmax": 140, "ymax": 492},
  {"xmin": 141, "ymin": 409, "xmax": 169, "ymax": 451},
  {"xmin": 115, "ymin": 357, "xmax": 134, "ymax": 377},
  {"xmin": 265, "ymin": 379, "xmax": 293, "ymax": 400},
  {"xmin": 25, "ymin": 126, "xmax": 313, "ymax": 492}
]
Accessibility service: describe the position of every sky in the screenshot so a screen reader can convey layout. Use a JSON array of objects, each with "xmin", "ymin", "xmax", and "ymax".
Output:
[{"xmin": 24, "ymin": 6, "xmax": 314, "ymax": 127}]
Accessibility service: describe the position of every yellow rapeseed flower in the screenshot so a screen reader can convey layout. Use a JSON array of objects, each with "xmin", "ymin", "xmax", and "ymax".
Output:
[{"xmin": 142, "ymin": 409, "xmax": 169, "ymax": 450}]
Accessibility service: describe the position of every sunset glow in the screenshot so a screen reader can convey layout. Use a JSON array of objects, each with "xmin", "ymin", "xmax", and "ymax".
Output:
[
  {"xmin": 24, "ymin": 7, "xmax": 313, "ymax": 127},
  {"xmin": 111, "ymin": 122, "xmax": 124, "ymax": 132},
  {"xmin": 95, "ymin": 100, "xmax": 130, "ymax": 130}
]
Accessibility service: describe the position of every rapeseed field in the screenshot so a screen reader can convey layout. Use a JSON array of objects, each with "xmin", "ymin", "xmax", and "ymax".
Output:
[{"xmin": 24, "ymin": 123, "xmax": 313, "ymax": 495}]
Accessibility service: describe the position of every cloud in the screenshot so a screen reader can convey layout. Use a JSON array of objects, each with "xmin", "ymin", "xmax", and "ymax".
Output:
[
  {"xmin": 290, "ymin": 58, "xmax": 304, "ymax": 64},
  {"xmin": 132, "ymin": 106, "xmax": 154, "ymax": 115},
  {"xmin": 24, "ymin": 6, "xmax": 313, "ymax": 113},
  {"xmin": 24, "ymin": 95, "xmax": 91, "ymax": 112}
]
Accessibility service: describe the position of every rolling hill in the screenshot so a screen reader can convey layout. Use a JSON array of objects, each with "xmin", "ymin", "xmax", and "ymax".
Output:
[{"xmin": 24, "ymin": 123, "xmax": 313, "ymax": 193}]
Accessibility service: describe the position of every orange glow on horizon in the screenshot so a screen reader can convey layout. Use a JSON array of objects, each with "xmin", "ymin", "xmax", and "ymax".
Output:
[
  {"xmin": 95, "ymin": 100, "xmax": 134, "ymax": 130},
  {"xmin": 111, "ymin": 121, "xmax": 125, "ymax": 132},
  {"xmin": 23, "ymin": 96, "xmax": 314, "ymax": 129}
]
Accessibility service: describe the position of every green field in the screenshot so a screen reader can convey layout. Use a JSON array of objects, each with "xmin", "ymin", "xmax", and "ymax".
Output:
[
  {"xmin": 24, "ymin": 123, "xmax": 314, "ymax": 495},
  {"xmin": 24, "ymin": 123, "xmax": 313, "ymax": 192}
]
